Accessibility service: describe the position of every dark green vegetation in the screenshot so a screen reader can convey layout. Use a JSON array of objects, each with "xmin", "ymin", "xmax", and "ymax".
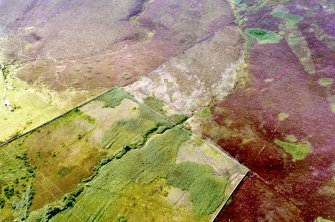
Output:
[
  {"xmin": 1, "ymin": 65, "xmax": 19, "ymax": 80},
  {"xmin": 0, "ymin": 148, "xmax": 35, "ymax": 221},
  {"xmin": 245, "ymin": 28, "xmax": 283, "ymax": 46},
  {"xmin": 167, "ymin": 162, "xmax": 229, "ymax": 216}
]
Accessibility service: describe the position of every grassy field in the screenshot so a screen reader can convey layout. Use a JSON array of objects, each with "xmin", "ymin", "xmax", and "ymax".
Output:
[{"xmin": 0, "ymin": 88, "xmax": 247, "ymax": 221}]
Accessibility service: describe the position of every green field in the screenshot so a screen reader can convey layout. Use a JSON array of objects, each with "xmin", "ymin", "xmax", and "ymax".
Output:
[{"xmin": 0, "ymin": 88, "xmax": 247, "ymax": 221}]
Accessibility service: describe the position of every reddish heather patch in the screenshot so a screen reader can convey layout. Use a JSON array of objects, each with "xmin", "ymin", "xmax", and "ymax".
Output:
[
  {"xmin": 208, "ymin": 39, "xmax": 335, "ymax": 220},
  {"xmin": 216, "ymin": 173, "xmax": 304, "ymax": 222}
]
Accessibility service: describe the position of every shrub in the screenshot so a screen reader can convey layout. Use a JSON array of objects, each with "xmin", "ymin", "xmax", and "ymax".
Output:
[
  {"xmin": 4, "ymin": 187, "xmax": 14, "ymax": 199},
  {"xmin": 0, "ymin": 198, "xmax": 5, "ymax": 209}
]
